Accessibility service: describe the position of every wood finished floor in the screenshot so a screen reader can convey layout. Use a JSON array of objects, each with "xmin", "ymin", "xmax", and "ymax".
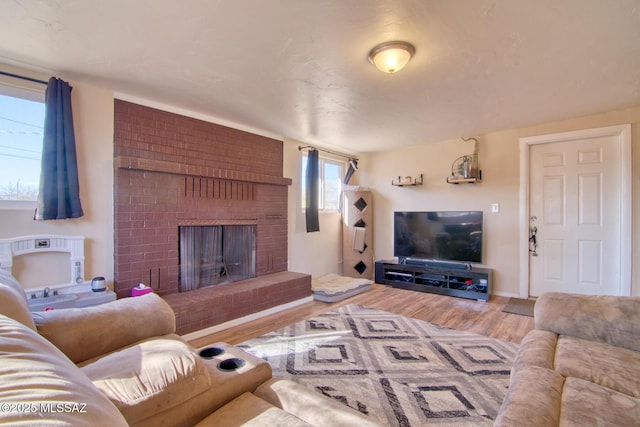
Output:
[{"xmin": 187, "ymin": 284, "xmax": 535, "ymax": 349}]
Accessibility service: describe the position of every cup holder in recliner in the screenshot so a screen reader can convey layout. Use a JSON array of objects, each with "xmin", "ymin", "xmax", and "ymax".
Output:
[
  {"xmin": 198, "ymin": 347, "xmax": 225, "ymax": 359},
  {"xmin": 217, "ymin": 357, "xmax": 246, "ymax": 372}
]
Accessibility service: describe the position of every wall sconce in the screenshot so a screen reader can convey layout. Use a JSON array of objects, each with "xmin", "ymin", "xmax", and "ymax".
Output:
[{"xmin": 368, "ymin": 41, "xmax": 415, "ymax": 74}]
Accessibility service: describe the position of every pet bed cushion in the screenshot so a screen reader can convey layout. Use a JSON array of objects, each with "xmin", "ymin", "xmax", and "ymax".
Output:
[{"xmin": 311, "ymin": 274, "xmax": 373, "ymax": 302}]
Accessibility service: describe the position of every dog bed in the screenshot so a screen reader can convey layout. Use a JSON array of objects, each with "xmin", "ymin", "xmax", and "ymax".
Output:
[{"xmin": 311, "ymin": 273, "xmax": 373, "ymax": 302}]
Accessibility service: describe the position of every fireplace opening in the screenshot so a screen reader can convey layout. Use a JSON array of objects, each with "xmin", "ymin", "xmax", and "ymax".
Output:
[{"xmin": 179, "ymin": 225, "xmax": 256, "ymax": 292}]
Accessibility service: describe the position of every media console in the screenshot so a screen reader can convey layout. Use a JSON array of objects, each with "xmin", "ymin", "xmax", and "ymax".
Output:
[{"xmin": 374, "ymin": 259, "xmax": 492, "ymax": 302}]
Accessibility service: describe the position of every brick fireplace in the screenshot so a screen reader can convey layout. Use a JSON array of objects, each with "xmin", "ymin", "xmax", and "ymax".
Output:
[{"xmin": 114, "ymin": 100, "xmax": 310, "ymax": 333}]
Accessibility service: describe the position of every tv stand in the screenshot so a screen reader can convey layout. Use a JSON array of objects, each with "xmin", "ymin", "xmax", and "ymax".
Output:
[{"xmin": 374, "ymin": 260, "xmax": 491, "ymax": 302}]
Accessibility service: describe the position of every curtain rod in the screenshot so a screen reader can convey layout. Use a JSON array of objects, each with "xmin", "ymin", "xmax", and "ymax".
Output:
[
  {"xmin": 298, "ymin": 145, "xmax": 358, "ymax": 161},
  {"xmin": 0, "ymin": 70, "xmax": 48, "ymax": 85}
]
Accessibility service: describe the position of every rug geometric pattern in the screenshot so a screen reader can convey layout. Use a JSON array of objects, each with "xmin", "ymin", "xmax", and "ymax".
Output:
[{"xmin": 239, "ymin": 304, "xmax": 518, "ymax": 426}]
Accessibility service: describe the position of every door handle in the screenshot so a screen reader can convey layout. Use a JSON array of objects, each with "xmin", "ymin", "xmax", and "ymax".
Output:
[{"xmin": 529, "ymin": 216, "xmax": 538, "ymax": 256}]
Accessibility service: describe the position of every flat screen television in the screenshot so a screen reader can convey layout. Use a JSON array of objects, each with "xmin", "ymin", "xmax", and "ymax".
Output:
[{"xmin": 394, "ymin": 211, "xmax": 483, "ymax": 263}]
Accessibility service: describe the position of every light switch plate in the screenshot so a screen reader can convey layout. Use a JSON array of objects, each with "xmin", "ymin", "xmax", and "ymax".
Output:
[{"xmin": 491, "ymin": 203, "xmax": 500, "ymax": 213}]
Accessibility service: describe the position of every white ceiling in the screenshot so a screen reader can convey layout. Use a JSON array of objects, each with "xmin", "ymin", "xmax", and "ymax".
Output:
[{"xmin": 1, "ymin": 0, "xmax": 639, "ymax": 153}]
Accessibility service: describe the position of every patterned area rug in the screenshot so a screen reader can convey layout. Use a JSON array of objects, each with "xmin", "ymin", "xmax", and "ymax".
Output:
[{"xmin": 238, "ymin": 304, "xmax": 518, "ymax": 426}]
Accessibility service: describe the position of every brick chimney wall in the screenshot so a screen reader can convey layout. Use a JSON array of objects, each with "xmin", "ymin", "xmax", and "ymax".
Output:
[{"xmin": 113, "ymin": 100, "xmax": 291, "ymax": 298}]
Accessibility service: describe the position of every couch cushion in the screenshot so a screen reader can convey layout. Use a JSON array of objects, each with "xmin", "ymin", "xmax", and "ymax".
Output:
[
  {"xmin": 560, "ymin": 377, "xmax": 640, "ymax": 426},
  {"xmin": 81, "ymin": 338, "xmax": 211, "ymax": 425},
  {"xmin": 0, "ymin": 314, "xmax": 128, "ymax": 426},
  {"xmin": 75, "ymin": 333, "xmax": 184, "ymax": 368},
  {"xmin": 555, "ymin": 335, "xmax": 640, "ymax": 398},
  {"xmin": 511, "ymin": 329, "xmax": 557, "ymax": 373},
  {"xmin": 34, "ymin": 292, "xmax": 176, "ymax": 364},
  {"xmin": 195, "ymin": 392, "xmax": 312, "ymax": 427},
  {"xmin": 0, "ymin": 269, "xmax": 36, "ymax": 331},
  {"xmin": 494, "ymin": 366, "xmax": 565, "ymax": 427}
]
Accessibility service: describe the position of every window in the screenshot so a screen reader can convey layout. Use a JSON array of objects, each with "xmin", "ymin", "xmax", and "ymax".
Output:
[
  {"xmin": 0, "ymin": 87, "xmax": 45, "ymax": 204},
  {"xmin": 301, "ymin": 154, "xmax": 344, "ymax": 211}
]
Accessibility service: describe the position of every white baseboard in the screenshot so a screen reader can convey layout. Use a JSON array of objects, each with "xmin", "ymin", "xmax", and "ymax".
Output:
[
  {"xmin": 181, "ymin": 296, "xmax": 314, "ymax": 342},
  {"xmin": 491, "ymin": 290, "xmax": 521, "ymax": 298}
]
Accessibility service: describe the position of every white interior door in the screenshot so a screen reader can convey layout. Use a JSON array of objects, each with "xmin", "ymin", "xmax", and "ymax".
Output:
[{"xmin": 520, "ymin": 125, "xmax": 631, "ymax": 298}]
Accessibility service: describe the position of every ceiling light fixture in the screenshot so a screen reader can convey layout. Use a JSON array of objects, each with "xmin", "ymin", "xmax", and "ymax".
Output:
[{"xmin": 368, "ymin": 41, "xmax": 415, "ymax": 74}]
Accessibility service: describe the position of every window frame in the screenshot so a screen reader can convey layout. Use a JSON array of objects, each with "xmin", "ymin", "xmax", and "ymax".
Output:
[
  {"xmin": 301, "ymin": 152, "xmax": 344, "ymax": 213},
  {"xmin": 0, "ymin": 78, "xmax": 45, "ymax": 210}
]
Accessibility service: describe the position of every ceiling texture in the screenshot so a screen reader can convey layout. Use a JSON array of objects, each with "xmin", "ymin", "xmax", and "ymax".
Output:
[{"xmin": 1, "ymin": 0, "xmax": 639, "ymax": 153}]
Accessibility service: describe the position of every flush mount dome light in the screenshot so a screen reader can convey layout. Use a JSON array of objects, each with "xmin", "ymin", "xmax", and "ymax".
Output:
[{"xmin": 368, "ymin": 41, "xmax": 415, "ymax": 74}]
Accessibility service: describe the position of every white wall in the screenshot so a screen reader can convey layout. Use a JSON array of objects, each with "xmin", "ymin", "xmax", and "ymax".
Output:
[
  {"xmin": 360, "ymin": 106, "xmax": 640, "ymax": 297},
  {"xmin": 0, "ymin": 69, "xmax": 115, "ymax": 289}
]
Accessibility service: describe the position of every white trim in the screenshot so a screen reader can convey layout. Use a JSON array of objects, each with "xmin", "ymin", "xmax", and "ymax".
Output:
[
  {"xmin": 0, "ymin": 72, "xmax": 46, "ymax": 102},
  {"xmin": 620, "ymin": 125, "xmax": 633, "ymax": 296},
  {"xmin": 491, "ymin": 290, "xmax": 521, "ymax": 299},
  {"xmin": 518, "ymin": 139, "xmax": 530, "ymax": 299},
  {"xmin": 181, "ymin": 295, "xmax": 314, "ymax": 341},
  {"xmin": 519, "ymin": 124, "xmax": 632, "ymax": 298},
  {"xmin": 113, "ymin": 92, "xmax": 282, "ymax": 141},
  {"xmin": 0, "ymin": 200, "xmax": 36, "ymax": 210},
  {"xmin": 299, "ymin": 152, "xmax": 344, "ymax": 212}
]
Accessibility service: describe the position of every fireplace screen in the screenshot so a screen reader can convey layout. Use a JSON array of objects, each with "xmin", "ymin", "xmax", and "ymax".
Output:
[{"xmin": 179, "ymin": 225, "xmax": 256, "ymax": 292}]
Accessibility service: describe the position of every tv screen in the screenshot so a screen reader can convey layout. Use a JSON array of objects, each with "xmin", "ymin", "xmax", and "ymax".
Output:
[{"xmin": 394, "ymin": 211, "xmax": 483, "ymax": 263}]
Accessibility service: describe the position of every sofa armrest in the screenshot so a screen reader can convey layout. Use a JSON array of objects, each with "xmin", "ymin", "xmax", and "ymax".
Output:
[
  {"xmin": 494, "ymin": 366, "xmax": 564, "ymax": 427},
  {"xmin": 534, "ymin": 292, "xmax": 640, "ymax": 352},
  {"xmin": 33, "ymin": 293, "xmax": 176, "ymax": 364}
]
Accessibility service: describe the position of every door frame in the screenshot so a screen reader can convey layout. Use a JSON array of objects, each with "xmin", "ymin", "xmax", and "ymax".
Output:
[{"xmin": 518, "ymin": 124, "xmax": 632, "ymax": 298}]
